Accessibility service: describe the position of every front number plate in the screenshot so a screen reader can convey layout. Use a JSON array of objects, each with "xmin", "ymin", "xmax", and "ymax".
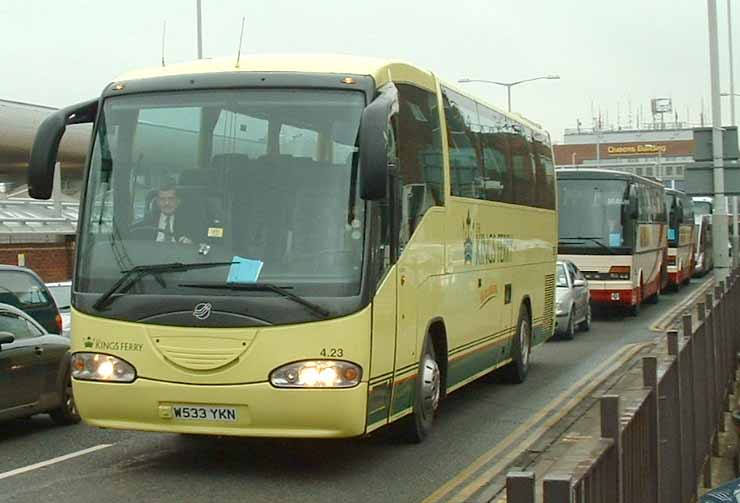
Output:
[{"xmin": 171, "ymin": 405, "xmax": 238, "ymax": 422}]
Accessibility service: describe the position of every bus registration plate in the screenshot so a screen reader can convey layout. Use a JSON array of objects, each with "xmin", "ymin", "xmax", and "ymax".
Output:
[{"xmin": 171, "ymin": 405, "xmax": 238, "ymax": 422}]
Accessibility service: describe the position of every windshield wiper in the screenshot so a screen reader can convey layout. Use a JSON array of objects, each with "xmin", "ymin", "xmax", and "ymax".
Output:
[
  {"xmin": 178, "ymin": 281, "xmax": 330, "ymax": 319},
  {"xmin": 558, "ymin": 237, "xmax": 617, "ymax": 255},
  {"xmin": 93, "ymin": 262, "xmax": 236, "ymax": 311}
]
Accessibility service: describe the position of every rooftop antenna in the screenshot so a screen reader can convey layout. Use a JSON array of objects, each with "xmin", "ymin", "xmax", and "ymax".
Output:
[
  {"xmin": 161, "ymin": 20, "xmax": 167, "ymax": 67},
  {"xmin": 235, "ymin": 16, "xmax": 245, "ymax": 68}
]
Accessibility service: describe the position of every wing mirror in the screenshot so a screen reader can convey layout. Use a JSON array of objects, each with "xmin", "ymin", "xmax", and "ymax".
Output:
[
  {"xmin": 628, "ymin": 194, "xmax": 639, "ymax": 219},
  {"xmin": 573, "ymin": 279, "xmax": 586, "ymax": 287},
  {"xmin": 29, "ymin": 99, "xmax": 98, "ymax": 199},
  {"xmin": 0, "ymin": 331, "xmax": 15, "ymax": 349},
  {"xmin": 359, "ymin": 84, "xmax": 399, "ymax": 200}
]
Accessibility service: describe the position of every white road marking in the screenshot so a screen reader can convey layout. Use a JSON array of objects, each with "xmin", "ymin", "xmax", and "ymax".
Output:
[{"xmin": 0, "ymin": 443, "xmax": 114, "ymax": 481}]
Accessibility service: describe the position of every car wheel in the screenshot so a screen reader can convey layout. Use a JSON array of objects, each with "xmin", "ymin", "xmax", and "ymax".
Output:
[
  {"xmin": 399, "ymin": 336, "xmax": 441, "ymax": 443},
  {"xmin": 503, "ymin": 305, "xmax": 531, "ymax": 384},
  {"xmin": 562, "ymin": 310, "xmax": 575, "ymax": 340},
  {"xmin": 578, "ymin": 302, "xmax": 592, "ymax": 331},
  {"xmin": 49, "ymin": 371, "xmax": 80, "ymax": 425}
]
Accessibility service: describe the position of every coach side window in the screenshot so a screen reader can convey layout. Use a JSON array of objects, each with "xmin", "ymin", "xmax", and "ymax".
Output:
[
  {"xmin": 397, "ymin": 84, "xmax": 444, "ymax": 205},
  {"xmin": 396, "ymin": 84, "xmax": 445, "ymax": 247},
  {"xmin": 510, "ymin": 128, "xmax": 535, "ymax": 207},
  {"xmin": 533, "ymin": 136, "xmax": 556, "ymax": 210},
  {"xmin": 478, "ymin": 105, "xmax": 513, "ymax": 204},
  {"xmin": 637, "ymin": 184, "xmax": 650, "ymax": 222},
  {"xmin": 442, "ymin": 87, "xmax": 484, "ymax": 199}
]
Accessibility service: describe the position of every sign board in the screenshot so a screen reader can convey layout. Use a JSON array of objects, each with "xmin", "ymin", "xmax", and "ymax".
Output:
[
  {"xmin": 651, "ymin": 98, "xmax": 672, "ymax": 114},
  {"xmin": 607, "ymin": 144, "xmax": 667, "ymax": 156},
  {"xmin": 685, "ymin": 161, "xmax": 740, "ymax": 195},
  {"xmin": 693, "ymin": 126, "xmax": 739, "ymax": 161}
]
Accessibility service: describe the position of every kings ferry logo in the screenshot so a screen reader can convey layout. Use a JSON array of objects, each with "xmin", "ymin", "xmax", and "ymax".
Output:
[
  {"xmin": 463, "ymin": 211, "xmax": 474, "ymax": 264},
  {"xmin": 461, "ymin": 210, "xmax": 514, "ymax": 266}
]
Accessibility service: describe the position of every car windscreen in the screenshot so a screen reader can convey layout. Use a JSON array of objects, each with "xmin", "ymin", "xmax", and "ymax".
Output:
[
  {"xmin": 0, "ymin": 271, "xmax": 51, "ymax": 308},
  {"xmin": 556, "ymin": 264, "xmax": 568, "ymax": 287},
  {"xmin": 47, "ymin": 285, "xmax": 71, "ymax": 309}
]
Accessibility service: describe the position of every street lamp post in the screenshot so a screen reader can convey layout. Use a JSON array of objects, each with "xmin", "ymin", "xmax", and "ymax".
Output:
[
  {"xmin": 457, "ymin": 75, "xmax": 560, "ymax": 113},
  {"xmin": 726, "ymin": 0, "xmax": 739, "ymax": 266},
  {"xmin": 708, "ymin": 0, "xmax": 731, "ymax": 278}
]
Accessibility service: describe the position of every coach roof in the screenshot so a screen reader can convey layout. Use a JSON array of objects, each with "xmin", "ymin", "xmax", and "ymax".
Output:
[
  {"xmin": 111, "ymin": 53, "xmax": 549, "ymax": 137},
  {"xmin": 556, "ymin": 168, "xmax": 665, "ymax": 188}
]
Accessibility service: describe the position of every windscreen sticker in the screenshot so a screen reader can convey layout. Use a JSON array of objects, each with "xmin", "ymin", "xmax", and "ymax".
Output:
[
  {"xmin": 83, "ymin": 337, "xmax": 143, "ymax": 352},
  {"xmin": 609, "ymin": 233, "xmax": 621, "ymax": 247},
  {"xmin": 227, "ymin": 256, "xmax": 264, "ymax": 283}
]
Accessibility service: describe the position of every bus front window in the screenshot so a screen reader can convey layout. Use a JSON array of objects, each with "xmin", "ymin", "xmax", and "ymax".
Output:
[
  {"xmin": 558, "ymin": 178, "xmax": 632, "ymax": 251},
  {"xmin": 77, "ymin": 89, "xmax": 367, "ymax": 318}
]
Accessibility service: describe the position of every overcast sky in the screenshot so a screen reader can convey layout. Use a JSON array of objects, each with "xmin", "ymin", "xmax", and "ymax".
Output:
[{"xmin": 0, "ymin": 0, "xmax": 734, "ymax": 141}]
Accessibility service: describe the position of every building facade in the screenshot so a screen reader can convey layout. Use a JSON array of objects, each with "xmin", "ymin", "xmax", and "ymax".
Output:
[{"xmin": 553, "ymin": 124, "xmax": 695, "ymax": 190}]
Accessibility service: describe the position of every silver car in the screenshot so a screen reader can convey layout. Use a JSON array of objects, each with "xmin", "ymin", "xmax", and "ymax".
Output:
[
  {"xmin": 555, "ymin": 260, "xmax": 591, "ymax": 339},
  {"xmin": 45, "ymin": 281, "xmax": 71, "ymax": 338}
]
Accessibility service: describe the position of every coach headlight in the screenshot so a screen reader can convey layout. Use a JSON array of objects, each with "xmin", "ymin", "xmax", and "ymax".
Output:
[
  {"xmin": 71, "ymin": 353, "xmax": 137, "ymax": 383},
  {"xmin": 270, "ymin": 360, "xmax": 362, "ymax": 388}
]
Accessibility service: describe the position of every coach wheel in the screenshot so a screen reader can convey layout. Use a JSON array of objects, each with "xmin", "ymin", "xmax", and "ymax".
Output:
[
  {"xmin": 399, "ymin": 335, "xmax": 441, "ymax": 443},
  {"xmin": 503, "ymin": 304, "xmax": 531, "ymax": 384},
  {"xmin": 647, "ymin": 281, "xmax": 660, "ymax": 305},
  {"xmin": 628, "ymin": 281, "xmax": 642, "ymax": 317}
]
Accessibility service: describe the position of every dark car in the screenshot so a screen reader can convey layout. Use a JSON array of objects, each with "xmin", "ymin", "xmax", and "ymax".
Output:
[
  {"xmin": 0, "ymin": 265, "xmax": 62, "ymax": 335},
  {"xmin": 0, "ymin": 303, "xmax": 79, "ymax": 424}
]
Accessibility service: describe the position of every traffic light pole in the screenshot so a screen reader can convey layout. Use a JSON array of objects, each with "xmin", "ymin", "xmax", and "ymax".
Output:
[{"xmin": 709, "ymin": 0, "xmax": 731, "ymax": 278}]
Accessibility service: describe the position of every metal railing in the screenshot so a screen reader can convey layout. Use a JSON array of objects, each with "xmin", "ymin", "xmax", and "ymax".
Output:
[{"xmin": 506, "ymin": 270, "xmax": 740, "ymax": 503}]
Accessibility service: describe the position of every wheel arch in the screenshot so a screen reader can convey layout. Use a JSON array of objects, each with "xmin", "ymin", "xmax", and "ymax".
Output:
[
  {"xmin": 425, "ymin": 317, "xmax": 448, "ymax": 399},
  {"xmin": 520, "ymin": 295, "xmax": 533, "ymax": 322}
]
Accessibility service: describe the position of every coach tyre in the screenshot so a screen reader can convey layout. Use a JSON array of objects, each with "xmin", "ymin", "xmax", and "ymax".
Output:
[
  {"xmin": 400, "ymin": 335, "xmax": 441, "ymax": 443},
  {"xmin": 504, "ymin": 304, "xmax": 531, "ymax": 384}
]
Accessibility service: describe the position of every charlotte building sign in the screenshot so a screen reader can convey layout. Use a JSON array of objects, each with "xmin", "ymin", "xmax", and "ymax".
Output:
[{"xmin": 607, "ymin": 144, "xmax": 668, "ymax": 156}]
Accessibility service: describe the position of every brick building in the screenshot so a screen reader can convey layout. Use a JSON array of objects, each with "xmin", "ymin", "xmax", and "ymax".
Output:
[
  {"xmin": 0, "ymin": 193, "xmax": 78, "ymax": 282},
  {"xmin": 553, "ymin": 124, "xmax": 695, "ymax": 190}
]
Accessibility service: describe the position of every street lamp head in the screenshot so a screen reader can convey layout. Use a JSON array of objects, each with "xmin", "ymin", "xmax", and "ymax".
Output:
[
  {"xmin": 458, "ymin": 78, "xmax": 472, "ymax": 83},
  {"xmin": 546, "ymin": 74, "xmax": 561, "ymax": 80}
]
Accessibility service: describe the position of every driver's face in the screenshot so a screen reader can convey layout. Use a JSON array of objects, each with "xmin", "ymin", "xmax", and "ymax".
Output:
[{"xmin": 157, "ymin": 190, "xmax": 179, "ymax": 216}]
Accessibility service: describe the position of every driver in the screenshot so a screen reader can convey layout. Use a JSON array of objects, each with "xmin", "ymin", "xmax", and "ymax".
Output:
[{"xmin": 134, "ymin": 179, "xmax": 200, "ymax": 244}]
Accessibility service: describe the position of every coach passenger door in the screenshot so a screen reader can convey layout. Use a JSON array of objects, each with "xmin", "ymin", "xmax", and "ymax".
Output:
[{"xmin": 364, "ymin": 86, "xmax": 401, "ymax": 428}]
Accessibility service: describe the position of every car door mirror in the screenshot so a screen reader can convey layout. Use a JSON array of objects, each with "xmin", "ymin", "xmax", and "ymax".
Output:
[
  {"xmin": 573, "ymin": 279, "xmax": 586, "ymax": 288},
  {"xmin": 0, "ymin": 331, "xmax": 15, "ymax": 348}
]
